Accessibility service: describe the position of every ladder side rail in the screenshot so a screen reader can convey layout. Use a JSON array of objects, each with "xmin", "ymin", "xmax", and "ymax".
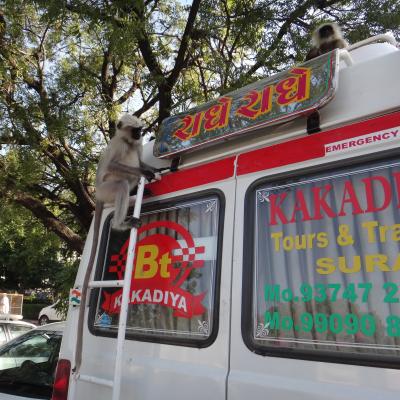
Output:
[
  {"xmin": 112, "ymin": 176, "xmax": 146, "ymax": 400},
  {"xmin": 347, "ymin": 33, "xmax": 397, "ymax": 51}
]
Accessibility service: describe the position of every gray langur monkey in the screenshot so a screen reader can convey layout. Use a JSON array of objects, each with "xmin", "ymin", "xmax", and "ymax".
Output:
[
  {"xmin": 305, "ymin": 22, "xmax": 348, "ymax": 61},
  {"xmin": 96, "ymin": 114, "xmax": 155, "ymax": 230},
  {"xmin": 305, "ymin": 23, "xmax": 348, "ymax": 134},
  {"xmin": 73, "ymin": 114, "xmax": 156, "ymax": 375}
]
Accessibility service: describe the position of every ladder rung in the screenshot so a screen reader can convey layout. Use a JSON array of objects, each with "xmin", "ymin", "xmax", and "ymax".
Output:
[
  {"xmin": 79, "ymin": 374, "xmax": 113, "ymax": 388},
  {"xmin": 88, "ymin": 280, "xmax": 124, "ymax": 288}
]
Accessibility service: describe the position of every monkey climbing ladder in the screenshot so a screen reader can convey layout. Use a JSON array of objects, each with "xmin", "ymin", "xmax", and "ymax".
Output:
[{"xmin": 77, "ymin": 176, "xmax": 146, "ymax": 400}]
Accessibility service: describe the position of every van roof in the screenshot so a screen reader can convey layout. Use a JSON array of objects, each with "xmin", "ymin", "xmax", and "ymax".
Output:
[{"xmin": 142, "ymin": 34, "xmax": 399, "ymax": 173}]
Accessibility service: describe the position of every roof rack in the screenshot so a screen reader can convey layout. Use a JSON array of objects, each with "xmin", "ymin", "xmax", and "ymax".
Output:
[{"xmin": 348, "ymin": 33, "xmax": 397, "ymax": 51}]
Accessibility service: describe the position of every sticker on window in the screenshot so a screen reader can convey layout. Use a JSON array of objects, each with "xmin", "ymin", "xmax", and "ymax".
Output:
[
  {"xmin": 93, "ymin": 196, "xmax": 220, "ymax": 342},
  {"xmin": 250, "ymin": 159, "xmax": 400, "ymax": 358}
]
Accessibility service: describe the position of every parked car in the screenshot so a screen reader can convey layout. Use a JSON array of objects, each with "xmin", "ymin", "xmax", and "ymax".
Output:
[
  {"xmin": 0, "ymin": 317, "xmax": 35, "ymax": 346},
  {"xmin": 0, "ymin": 322, "xmax": 64, "ymax": 399},
  {"xmin": 38, "ymin": 301, "xmax": 62, "ymax": 325}
]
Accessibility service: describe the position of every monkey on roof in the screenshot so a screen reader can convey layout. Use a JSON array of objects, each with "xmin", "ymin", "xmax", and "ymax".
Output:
[{"xmin": 305, "ymin": 22, "xmax": 348, "ymax": 61}]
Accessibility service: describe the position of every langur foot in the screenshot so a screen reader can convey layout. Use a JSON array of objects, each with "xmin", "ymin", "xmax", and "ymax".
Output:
[
  {"xmin": 127, "ymin": 217, "xmax": 142, "ymax": 228},
  {"xmin": 113, "ymin": 217, "xmax": 142, "ymax": 231},
  {"xmin": 112, "ymin": 217, "xmax": 141, "ymax": 231}
]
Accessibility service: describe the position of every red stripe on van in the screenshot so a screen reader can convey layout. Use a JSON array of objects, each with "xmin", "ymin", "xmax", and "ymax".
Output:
[
  {"xmin": 237, "ymin": 111, "xmax": 400, "ymax": 176},
  {"xmin": 146, "ymin": 156, "xmax": 236, "ymax": 196}
]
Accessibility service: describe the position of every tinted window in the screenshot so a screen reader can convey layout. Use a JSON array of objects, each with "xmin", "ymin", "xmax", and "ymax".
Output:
[
  {"xmin": 92, "ymin": 194, "xmax": 223, "ymax": 345},
  {"xmin": 244, "ymin": 159, "xmax": 400, "ymax": 364},
  {"xmin": 0, "ymin": 331, "xmax": 61, "ymax": 398}
]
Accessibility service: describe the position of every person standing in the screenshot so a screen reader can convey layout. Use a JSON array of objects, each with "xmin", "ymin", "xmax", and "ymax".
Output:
[{"xmin": 0, "ymin": 293, "xmax": 10, "ymax": 314}]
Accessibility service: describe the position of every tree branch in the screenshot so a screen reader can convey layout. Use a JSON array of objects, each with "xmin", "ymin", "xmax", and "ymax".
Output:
[
  {"xmin": 101, "ymin": 48, "xmax": 111, "ymax": 102},
  {"xmin": 115, "ymin": 81, "xmax": 138, "ymax": 105},
  {"xmin": 241, "ymin": 0, "xmax": 324, "ymax": 79},
  {"xmin": 167, "ymin": 0, "xmax": 201, "ymax": 87},
  {"xmin": 14, "ymin": 192, "xmax": 84, "ymax": 253},
  {"xmin": 134, "ymin": 93, "xmax": 159, "ymax": 116}
]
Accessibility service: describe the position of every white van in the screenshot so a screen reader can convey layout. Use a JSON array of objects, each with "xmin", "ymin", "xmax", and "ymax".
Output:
[{"xmin": 55, "ymin": 35, "xmax": 400, "ymax": 400}]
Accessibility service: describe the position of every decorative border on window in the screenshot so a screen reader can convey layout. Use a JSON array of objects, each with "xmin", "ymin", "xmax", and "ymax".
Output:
[{"xmin": 88, "ymin": 189, "xmax": 225, "ymax": 348}]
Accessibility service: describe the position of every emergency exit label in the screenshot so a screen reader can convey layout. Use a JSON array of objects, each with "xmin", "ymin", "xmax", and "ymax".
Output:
[{"xmin": 324, "ymin": 126, "xmax": 400, "ymax": 156}]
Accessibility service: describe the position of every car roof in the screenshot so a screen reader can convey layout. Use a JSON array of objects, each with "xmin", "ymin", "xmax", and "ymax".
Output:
[
  {"xmin": 0, "ymin": 320, "xmax": 36, "ymax": 328},
  {"xmin": 41, "ymin": 302, "xmax": 58, "ymax": 307},
  {"xmin": 0, "ymin": 314, "xmax": 23, "ymax": 321},
  {"xmin": 34, "ymin": 321, "xmax": 65, "ymax": 333}
]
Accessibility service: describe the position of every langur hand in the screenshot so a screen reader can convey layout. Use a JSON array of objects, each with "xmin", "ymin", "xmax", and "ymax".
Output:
[
  {"xmin": 142, "ymin": 169, "xmax": 156, "ymax": 182},
  {"xmin": 144, "ymin": 170, "xmax": 162, "ymax": 182}
]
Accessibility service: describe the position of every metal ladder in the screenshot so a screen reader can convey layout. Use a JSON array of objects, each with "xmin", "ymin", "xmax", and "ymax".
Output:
[{"xmin": 77, "ymin": 176, "xmax": 146, "ymax": 400}]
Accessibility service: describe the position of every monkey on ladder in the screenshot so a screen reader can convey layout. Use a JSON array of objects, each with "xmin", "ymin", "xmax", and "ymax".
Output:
[{"xmin": 74, "ymin": 114, "xmax": 159, "ymax": 375}]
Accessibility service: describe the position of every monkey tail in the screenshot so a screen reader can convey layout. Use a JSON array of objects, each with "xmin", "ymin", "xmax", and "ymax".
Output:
[
  {"xmin": 112, "ymin": 180, "xmax": 130, "ymax": 230},
  {"xmin": 73, "ymin": 201, "xmax": 103, "ymax": 376}
]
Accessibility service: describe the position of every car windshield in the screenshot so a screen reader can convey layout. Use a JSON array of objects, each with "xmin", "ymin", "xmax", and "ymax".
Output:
[{"xmin": 0, "ymin": 330, "xmax": 61, "ymax": 399}]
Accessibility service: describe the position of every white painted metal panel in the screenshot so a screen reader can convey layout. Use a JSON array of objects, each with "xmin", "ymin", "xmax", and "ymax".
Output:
[{"xmin": 229, "ymin": 134, "xmax": 400, "ymax": 400}]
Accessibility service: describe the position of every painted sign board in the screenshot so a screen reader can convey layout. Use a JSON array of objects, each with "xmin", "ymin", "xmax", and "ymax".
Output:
[
  {"xmin": 154, "ymin": 49, "xmax": 339, "ymax": 158},
  {"xmin": 100, "ymin": 221, "xmax": 209, "ymax": 318}
]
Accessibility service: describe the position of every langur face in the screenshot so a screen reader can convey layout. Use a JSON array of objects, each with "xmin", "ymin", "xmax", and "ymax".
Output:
[
  {"xmin": 130, "ymin": 126, "xmax": 142, "ymax": 140},
  {"xmin": 116, "ymin": 114, "xmax": 144, "ymax": 142},
  {"xmin": 319, "ymin": 24, "xmax": 334, "ymax": 40}
]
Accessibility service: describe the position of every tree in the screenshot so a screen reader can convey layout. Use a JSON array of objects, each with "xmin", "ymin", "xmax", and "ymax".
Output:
[
  {"xmin": 0, "ymin": 201, "xmax": 65, "ymax": 291},
  {"xmin": 0, "ymin": 0, "xmax": 399, "ymax": 254}
]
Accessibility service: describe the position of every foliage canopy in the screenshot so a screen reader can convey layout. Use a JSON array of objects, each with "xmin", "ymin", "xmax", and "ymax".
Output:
[{"xmin": 0, "ymin": 0, "xmax": 399, "ymax": 258}]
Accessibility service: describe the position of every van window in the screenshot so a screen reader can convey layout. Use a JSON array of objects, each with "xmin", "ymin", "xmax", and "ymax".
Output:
[
  {"xmin": 91, "ymin": 194, "xmax": 222, "ymax": 345},
  {"xmin": 244, "ymin": 158, "xmax": 400, "ymax": 364}
]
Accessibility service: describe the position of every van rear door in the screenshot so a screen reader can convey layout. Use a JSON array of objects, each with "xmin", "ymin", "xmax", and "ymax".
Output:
[{"xmin": 229, "ymin": 114, "xmax": 400, "ymax": 400}]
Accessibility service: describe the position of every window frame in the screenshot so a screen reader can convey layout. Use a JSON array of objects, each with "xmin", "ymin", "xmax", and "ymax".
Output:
[
  {"xmin": 89, "ymin": 189, "xmax": 225, "ymax": 348},
  {"xmin": 242, "ymin": 152, "xmax": 400, "ymax": 369}
]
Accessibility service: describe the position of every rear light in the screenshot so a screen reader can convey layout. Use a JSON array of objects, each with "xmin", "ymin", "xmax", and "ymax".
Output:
[{"xmin": 51, "ymin": 359, "xmax": 71, "ymax": 400}]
